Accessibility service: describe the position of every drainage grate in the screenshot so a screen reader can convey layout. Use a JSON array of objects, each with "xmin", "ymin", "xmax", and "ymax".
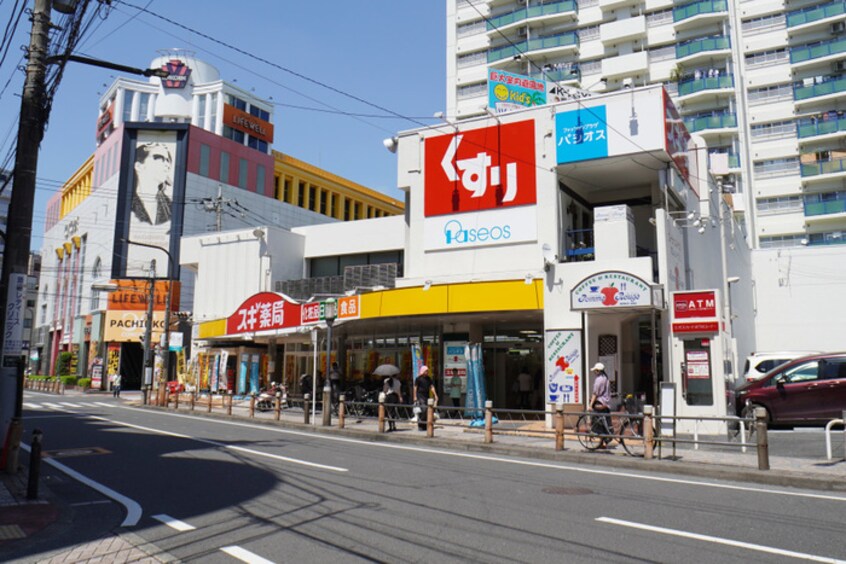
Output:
[
  {"xmin": 0, "ymin": 525, "xmax": 26, "ymax": 540},
  {"xmin": 542, "ymin": 486, "xmax": 594, "ymax": 495}
]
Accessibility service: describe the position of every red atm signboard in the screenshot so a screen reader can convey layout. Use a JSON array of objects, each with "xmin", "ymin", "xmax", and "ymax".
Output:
[
  {"xmin": 424, "ymin": 120, "xmax": 536, "ymax": 217},
  {"xmin": 673, "ymin": 290, "xmax": 717, "ymax": 319}
]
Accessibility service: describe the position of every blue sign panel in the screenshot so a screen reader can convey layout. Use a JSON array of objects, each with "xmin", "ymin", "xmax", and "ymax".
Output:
[{"xmin": 555, "ymin": 106, "xmax": 608, "ymax": 164}]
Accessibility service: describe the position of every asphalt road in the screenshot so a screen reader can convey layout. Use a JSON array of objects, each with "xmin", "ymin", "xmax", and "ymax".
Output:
[{"xmin": 7, "ymin": 393, "xmax": 846, "ymax": 563}]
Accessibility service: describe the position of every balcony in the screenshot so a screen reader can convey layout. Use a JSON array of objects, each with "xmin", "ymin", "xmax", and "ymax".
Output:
[
  {"xmin": 794, "ymin": 75, "xmax": 846, "ymax": 101},
  {"xmin": 487, "ymin": 0, "xmax": 577, "ymax": 31},
  {"xmin": 676, "ymin": 36, "xmax": 730, "ymax": 60},
  {"xmin": 789, "ymin": 36, "xmax": 846, "ymax": 64},
  {"xmin": 797, "ymin": 114, "xmax": 846, "ymax": 138},
  {"xmin": 677, "ymin": 74, "xmax": 734, "ymax": 97},
  {"xmin": 800, "ymin": 155, "xmax": 846, "ymax": 177},
  {"xmin": 565, "ymin": 229, "xmax": 595, "ymax": 262},
  {"xmin": 531, "ymin": 67, "xmax": 580, "ymax": 83},
  {"xmin": 673, "ymin": 0, "xmax": 728, "ymax": 30},
  {"xmin": 804, "ymin": 195, "xmax": 846, "ymax": 216},
  {"xmin": 808, "ymin": 230, "xmax": 846, "ymax": 245},
  {"xmin": 786, "ymin": 0, "xmax": 846, "ymax": 28},
  {"xmin": 488, "ymin": 32, "xmax": 579, "ymax": 63},
  {"xmin": 602, "ymin": 51, "xmax": 649, "ymax": 78},
  {"xmin": 684, "ymin": 112, "xmax": 737, "ymax": 133}
]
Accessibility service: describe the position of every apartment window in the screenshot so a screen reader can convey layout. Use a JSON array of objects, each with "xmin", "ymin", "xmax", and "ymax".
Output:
[
  {"xmin": 256, "ymin": 164, "xmax": 266, "ymax": 196},
  {"xmin": 646, "ymin": 9, "xmax": 673, "ymax": 27},
  {"xmin": 809, "ymin": 230, "xmax": 846, "ymax": 245},
  {"xmin": 249, "ymin": 105, "xmax": 270, "ymax": 121},
  {"xmin": 223, "ymin": 125, "xmax": 245, "ymax": 144},
  {"xmin": 756, "ymin": 195, "xmax": 802, "ymax": 215},
  {"xmin": 138, "ymin": 93, "xmax": 151, "ymax": 121},
  {"xmin": 742, "ymin": 13, "xmax": 785, "ymax": 34},
  {"xmin": 648, "ymin": 45, "xmax": 676, "ymax": 63},
  {"xmin": 197, "ymin": 95, "xmax": 206, "ymax": 129},
  {"xmin": 745, "ymin": 48, "xmax": 788, "ymax": 67},
  {"xmin": 759, "ymin": 234, "xmax": 806, "ymax": 248},
  {"xmin": 122, "ymin": 90, "xmax": 133, "ymax": 122},
  {"xmin": 219, "ymin": 152, "xmax": 230, "ymax": 183},
  {"xmin": 458, "ymin": 49, "xmax": 487, "ymax": 68},
  {"xmin": 247, "ymin": 136, "xmax": 269, "ymax": 153},
  {"xmin": 579, "ymin": 25, "xmax": 600, "ymax": 41},
  {"xmin": 457, "ymin": 19, "xmax": 485, "ymax": 38},
  {"xmin": 209, "ymin": 93, "xmax": 218, "ymax": 129},
  {"xmin": 238, "ymin": 158, "xmax": 249, "ymax": 189},
  {"xmin": 226, "ymin": 94, "xmax": 247, "ymax": 111},
  {"xmin": 748, "ymin": 84, "xmax": 792, "ymax": 105},
  {"xmin": 751, "ymin": 120, "xmax": 795, "ymax": 140},
  {"xmin": 579, "ymin": 59, "xmax": 602, "ymax": 75},
  {"xmin": 753, "ymin": 157, "xmax": 799, "ymax": 178},
  {"xmin": 308, "ymin": 186, "xmax": 316, "ymax": 211},
  {"xmin": 199, "ymin": 144, "xmax": 211, "ymax": 177},
  {"xmin": 457, "ymin": 81, "xmax": 486, "ymax": 100}
]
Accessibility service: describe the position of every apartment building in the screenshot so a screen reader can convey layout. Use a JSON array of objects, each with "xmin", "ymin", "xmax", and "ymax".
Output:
[{"xmin": 446, "ymin": 0, "xmax": 846, "ymax": 250}]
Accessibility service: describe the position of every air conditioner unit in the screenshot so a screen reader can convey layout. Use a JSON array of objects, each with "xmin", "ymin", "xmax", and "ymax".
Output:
[
  {"xmin": 835, "ymin": 60, "xmax": 846, "ymax": 72},
  {"xmin": 832, "ymin": 21, "xmax": 845, "ymax": 35},
  {"xmin": 517, "ymin": 26, "xmax": 528, "ymax": 37}
]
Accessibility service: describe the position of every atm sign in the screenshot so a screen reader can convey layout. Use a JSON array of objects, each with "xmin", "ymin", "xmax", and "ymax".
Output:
[{"xmin": 673, "ymin": 290, "xmax": 717, "ymax": 319}]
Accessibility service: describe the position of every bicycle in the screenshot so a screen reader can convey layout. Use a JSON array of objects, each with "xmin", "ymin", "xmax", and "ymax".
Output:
[{"xmin": 575, "ymin": 407, "xmax": 654, "ymax": 457}]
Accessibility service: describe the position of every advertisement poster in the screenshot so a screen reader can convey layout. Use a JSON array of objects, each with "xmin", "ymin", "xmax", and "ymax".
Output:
[
  {"xmin": 488, "ymin": 69, "xmax": 546, "ymax": 114},
  {"xmin": 443, "ymin": 340, "xmax": 468, "ymax": 394},
  {"xmin": 106, "ymin": 343, "xmax": 121, "ymax": 384},
  {"xmin": 686, "ymin": 350, "xmax": 711, "ymax": 379},
  {"xmin": 545, "ymin": 329, "xmax": 582, "ymax": 404},
  {"xmin": 556, "ymin": 106, "xmax": 608, "ymax": 164}
]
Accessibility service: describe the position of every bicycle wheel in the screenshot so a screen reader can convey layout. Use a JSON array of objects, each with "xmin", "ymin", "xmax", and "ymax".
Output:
[
  {"xmin": 619, "ymin": 416, "xmax": 655, "ymax": 457},
  {"xmin": 576, "ymin": 414, "xmax": 603, "ymax": 450}
]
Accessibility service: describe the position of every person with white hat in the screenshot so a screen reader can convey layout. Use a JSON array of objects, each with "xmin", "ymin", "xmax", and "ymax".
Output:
[
  {"xmin": 589, "ymin": 362, "xmax": 612, "ymax": 448},
  {"xmin": 413, "ymin": 365, "xmax": 438, "ymax": 431}
]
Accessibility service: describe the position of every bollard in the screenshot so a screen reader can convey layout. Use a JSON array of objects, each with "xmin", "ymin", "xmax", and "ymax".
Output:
[
  {"xmin": 338, "ymin": 396, "xmax": 346, "ymax": 429},
  {"xmin": 249, "ymin": 394, "xmax": 256, "ymax": 418},
  {"xmin": 426, "ymin": 398, "xmax": 435, "ymax": 438},
  {"xmin": 207, "ymin": 392, "xmax": 212, "ymax": 413},
  {"xmin": 304, "ymin": 394, "xmax": 311, "ymax": 424},
  {"xmin": 322, "ymin": 386, "xmax": 332, "ymax": 427},
  {"xmin": 227, "ymin": 394, "xmax": 233, "ymax": 416},
  {"xmin": 755, "ymin": 407, "xmax": 770, "ymax": 470},
  {"xmin": 275, "ymin": 393, "xmax": 282, "ymax": 421},
  {"xmin": 643, "ymin": 405, "xmax": 655, "ymax": 460},
  {"xmin": 554, "ymin": 402, "xmax": 565, "ymax": 451},
  {"xmin": 27, "ymin": 429, "xmax": 43, "ymax": 500},
  {"xmin": 190, "ymin": 392, "xmax": 195, "ymax": 411},
  {"xmin": 174, "ymin": 391, "xmax": 180, "ymax": 410},
  {"xmin": 484, "ymin": 401, "xmax": 494, "ymax": 444},
  {"xmin": 378, "ymin": 392, "xmax": 386, "ymax": 433}
]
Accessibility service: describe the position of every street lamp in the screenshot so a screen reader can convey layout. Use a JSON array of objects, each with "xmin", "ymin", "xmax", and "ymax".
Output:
[{"xmin": 322, "ymin": 298, "xmax": 337, "ymax": 426}]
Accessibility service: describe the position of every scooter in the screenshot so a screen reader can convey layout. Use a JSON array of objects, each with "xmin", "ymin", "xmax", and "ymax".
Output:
[{"xmin": 257, "ymin": 384, "xmax": 286, "ymax": 412}]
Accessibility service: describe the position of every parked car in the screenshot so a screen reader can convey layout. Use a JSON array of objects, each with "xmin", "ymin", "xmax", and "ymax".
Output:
[
  {"xmin": 742, "ymin": 351, "xmax": 822, "ymax": 383},
  {"xmin": 734, "ymin": 352, "xmax": 846, "ymax": 424}
]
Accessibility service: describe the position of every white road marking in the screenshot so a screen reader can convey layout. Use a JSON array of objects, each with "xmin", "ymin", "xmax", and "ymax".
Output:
[
  {"xmin": 62, "ymin": 402, "xmax": 83, "ymax": 408},
  {"xmin": 20, "ymin": 442, "xmax": 141, "ymax": 527},
  {"xmin": 23, "ymin": 402, "xmax": 41, "ymax": 409},
  {"xmin": 596, "ymin": 517, "xmax": 846, "ymax": 563},
  {"xmin": 41, "ymin": 402, "xmax": 67, "ymax": 410},
  {"xmin": 70, "ymin": 500, "xmax": 113, "ymax": 507},
  {"xmin": 221, "ymin": 546, "xmax": 275, "ymax": 564},
  {"xmin": 79, "ymin": 403, "xmax": 100, "ymax": 407},
  {"xmin": 87, "ymin": 415, "xmax": 348, "ymax": 473},
  {"xmin": 126, "ymin": 406, "xmax": 846, "ymax": 503},
  {"xmin": 152, "ymin": 514, "xmax": 196, "ymax": 532},
  {"xmin": 94, "ymin": 402, "xmax": 115, "ymax": 408}
]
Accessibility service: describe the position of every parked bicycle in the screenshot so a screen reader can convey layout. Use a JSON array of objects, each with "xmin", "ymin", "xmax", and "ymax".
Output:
[{"xmin": 575, "ymin": 399, "xmax": 654, "ymax": 457}]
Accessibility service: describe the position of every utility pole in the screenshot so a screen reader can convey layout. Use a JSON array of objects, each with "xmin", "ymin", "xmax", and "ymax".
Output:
[
  {"xmin": 142, "ymin": 260, "xmax": 156, "ymax": 405},
  {"xmin": 202, "ymin": 185, "xmax": 236, "ymax": 232},
  {"xmin": 0, "ymin": 0, "xmax": 52, "ymax": 472}
]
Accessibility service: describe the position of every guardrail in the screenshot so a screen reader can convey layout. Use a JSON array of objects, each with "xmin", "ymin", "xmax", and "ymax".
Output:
[{"xmin": 825, "ymin": 414, "xmax": 845, "ymax": 461}]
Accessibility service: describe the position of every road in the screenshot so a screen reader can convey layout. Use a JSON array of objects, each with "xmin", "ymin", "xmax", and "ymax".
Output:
[{"xmin": 5, "ymin": 392, "xmax": 846, "ymax": 563}]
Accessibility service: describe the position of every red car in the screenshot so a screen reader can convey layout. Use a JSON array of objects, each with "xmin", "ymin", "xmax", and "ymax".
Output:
[
  {"xmin": 734, "ymin": 352, "xmax": 846, "ymax": 424},
  {"xmin": 166, "ymin": 381, "xmax": 185, "ymax": 394}
]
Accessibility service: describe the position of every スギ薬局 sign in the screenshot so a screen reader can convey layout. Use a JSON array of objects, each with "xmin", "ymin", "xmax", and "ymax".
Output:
[{"xmin": 226, "ymin": 292, "xmax": 300, "ymax": 335}]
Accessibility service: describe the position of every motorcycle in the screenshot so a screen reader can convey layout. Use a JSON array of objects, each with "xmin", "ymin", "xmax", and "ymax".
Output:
[{"xmin": 256, "ymin": 384, "xmax": 286, "ymax": 412}]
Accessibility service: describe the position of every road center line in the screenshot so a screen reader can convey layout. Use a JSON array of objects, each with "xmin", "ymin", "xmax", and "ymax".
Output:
[
  {"xmin": 21, "ymin": 442, "xmax": 142, "ymax": 527},
  {"xmin": 125, "ymin": 406, "xmax": 846, "ymax": 503},
  {"xmin": 87, "ymin": 415, "xmax": 348, "ymax": 473},
  {"xmin": 152, "ymin": 514, "xmax": 196, "ymax": 532},
  {"xmin": 221, "ymin": 545, "xmax": 276, "ymax": 564},
  {"xmin": 596, "ymin": 517, "xmax": 846, "ymax": 563}
]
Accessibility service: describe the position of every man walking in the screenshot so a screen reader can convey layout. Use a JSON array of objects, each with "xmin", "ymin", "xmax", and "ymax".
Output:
[
  {"xmin": 589, "ymin": 362, "xmax": 611, "ymax": 447},
  {"xmin": 113, "ymin": 373, "xmax": 122, "ymax": 398}
]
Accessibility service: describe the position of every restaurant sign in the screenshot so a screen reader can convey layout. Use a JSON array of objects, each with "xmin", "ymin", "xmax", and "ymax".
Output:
[{"xmin": 570, "ymin": 271, "xmax": 652, "ymax": 310}]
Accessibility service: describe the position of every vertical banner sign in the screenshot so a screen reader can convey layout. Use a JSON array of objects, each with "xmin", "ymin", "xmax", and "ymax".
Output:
[
  {"xmin": 211, "ymin": 353, "xmax": 220, "ymax": 391},
  {"xmin": 106, "ymin": 343, "xmax": 121, "ymax": 382},
  {"xmin": 218, "ymin": 350, "xmax": 229, "ymax": 391},
  {"xmin": 249, "ymin": 354, "xmax": 260, "ymax": 394},
  {"xmin": 464, "ymin": 343, "xmax": 488, "ymax": 421},
  {"xmin": 411, "ymin": 344, "xmax": 422, "ymax": 384},
  {"xmin": 239, "ymin": 353, "xmax": 248, "ymax": 395},
  {"xmin": 2, "ymin": 273, "xmax": 26, "ymax": 365},
  {"xmin": 545, "ymin": 329, "xmax": 583, "ymax": 404},
  {"xmin": 443, "ymin": 341, "xmax": 468, "ymax": 394}
]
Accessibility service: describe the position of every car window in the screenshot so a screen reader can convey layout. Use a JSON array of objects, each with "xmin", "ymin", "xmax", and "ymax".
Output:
[
  {"xmin": 820, "ymin": 359, "xmax": 846, "ymax": 380},
  {"xmin": 780, "ymin": 361, "xmax": 819, "ymax": 384},
  {"xmin": 756, "ymin": 359, "xmax": 788, "ymax": 373}
]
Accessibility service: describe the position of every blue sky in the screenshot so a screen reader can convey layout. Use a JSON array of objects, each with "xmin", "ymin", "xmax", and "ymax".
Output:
[{"xmin": 0, "ymin": 1, "xmax": 445, "ymax": 248}]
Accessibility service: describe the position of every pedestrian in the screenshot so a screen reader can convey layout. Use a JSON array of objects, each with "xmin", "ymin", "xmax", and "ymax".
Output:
[
  {"xmin": 300, "ymin": 373, "xmax": 313, "ymax": 397},
  {"xmin": 328, "ymin": 362, "xmax": 342, "ymax": 407},
  {"xmin": 449, "ymin": 368, "xmax": 462, "ymax": 408},
  {"xmin": 112, "ymin": 373, "xmax": 122, "ymax": 398},
  {"xmin": 383, "ymin": 375, "xmax": 403, "ymax": 431},
  {"xmin": 517, "ymin": 367, "xmax": 532, "ymax": 409},
  {"xmin": 413, "ymin": 365, "xmax": 438, "ymax": 431},
  {"xmin": 589, "ymin": 362, "xmax": 611, "ymax": 447}
]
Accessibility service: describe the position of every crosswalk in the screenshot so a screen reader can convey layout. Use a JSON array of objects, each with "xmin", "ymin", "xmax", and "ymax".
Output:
[{"xmin": 23, "ymin": 401, "xmax": 116, "ymax": 411}]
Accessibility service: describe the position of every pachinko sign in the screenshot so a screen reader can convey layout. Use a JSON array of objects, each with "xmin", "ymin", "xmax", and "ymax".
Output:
[
  {"xmin": 488, "ymin": 69, "xmax": 546, "ymax": 114},
  {"xmin": 570, "ymin": 271, "xmax": 652, "ymax": 310},
  {"xmin": 226, "ymin": 292, "xmax": 301, "ymax": 335},
  {"xmin": 545, "ymin": 329, "xmax": 582, "ymax": 404}
]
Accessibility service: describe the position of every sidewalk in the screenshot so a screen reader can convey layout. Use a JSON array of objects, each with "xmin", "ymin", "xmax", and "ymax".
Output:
[{"xmin": 3, "ymin": 388, "xmax": 845, "ymax": 562}]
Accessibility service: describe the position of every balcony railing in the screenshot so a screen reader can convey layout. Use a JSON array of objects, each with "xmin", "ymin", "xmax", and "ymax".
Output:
[
  {"xmin": 684, "ymin": 112, "xmax": 737, "ymax": 132},
  {"xmin": 797, "ymin": 115, "xmax": 846, "ymax": 137},
  {"xmin": 786, "ymin": 0, "xmax": 846, "ymax": 27},
  {"xmin": 728, "ymin": 153, "xmax": 741, "ymax": 169},
  {"xmin": 487, "ymin": 0, "xmax": 578, "ymax": 30},
  {"xmin": 565, "ymin": 229, "xmax": 595, "ymax": 262},
  {"xmin": 673, "ymin": 0, "xmax": 728, "ymax": 22},
  {"xmin": 677, "ymin": 74, "xmax": 734, "ymax": 96},
  {"xmin": 804, "ymin": 197, "xmax": 846, "ymax": 216},
  {"xmin": 794, "ymin": 75, "xmax": 846, "ymax": 100},
  {"xmin": 532, "ymin": 67, "xmax": 580, "ymax": 82},
  {"xmin": 676, "ymin": 35, "xmax": 730, "ymax": 59},
  {"xmin": 488, "ymin": 32, "xmax": 579, "ymax": 63},
  {"xmin": 789, "ymin": 36, "xmax": 846, "ymax": 64},
  {"xmin": 800, "ymin": 156, "xmax": 846, "ymax": 177},
  {"xmin": 276, "ymin": 263, "xmax": 399, "ymax": 301},
  {"xmin": 808, "ymin": 231, "xmax": 846, "ymax": 245}
]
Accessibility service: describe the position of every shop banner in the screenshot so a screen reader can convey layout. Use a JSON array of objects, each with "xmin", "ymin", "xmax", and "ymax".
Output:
[
  {"xmin": 239, "ymin": 353, "xmax": 249, "ymax": 394},
  {"xmin": 226, "ymin": 292, "xmax": 301, "ymax": 335},
  {"xmin": 218, "ymin": 351, "xmax": 229, "ymax": 391},
  {"xmin": 443, "ymin": 341, "xmax": 468, "ymax": 395},
  {"xmin": 545, "ymin": 329, "xmax": 582, "ymax": 405},
  {"xmin": 250, "ymin": 354, "xmax": 260, "ymax": 394},
  {"xmin": 211, "ymin": 353, "xmax": 220, "ymax": 391},
  {"xmin": 411, "ymin": 344, "xmax": 423, "ymax": 383},
  {"xmin": 464, "ymin": 343, "xmax": 487, "ymax": 421},
  {"xmin": 106, "ymin": 343, "xmax": 121, "ymax": 383},
  {"xmin": 301, "ymin": 296, "xmax": 360, "ymax": 325},
  {"xmin": 570, "ymin": 271, "xmax": 652, "ymax": 310}
]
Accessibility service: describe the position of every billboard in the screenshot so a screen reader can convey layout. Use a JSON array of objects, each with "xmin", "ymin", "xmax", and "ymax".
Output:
[
  {"xmin": 104, "ymin": 310, "xmax": 166, "ymax": 342},
  {"xmin": 112, "ymin": 124, "xmax": 188, "ymax": 280},
  {"xmin": 487, "ymin": 69, "xmax": 546, "ymax": 114},
  {"xmin": 226, "ymin": 292, "xmax": 301, "ymax": 335},
  {"xmin": 424, "ymin": 120, "xmax": 536, "ymax": 217},
  {"xmin": 106, "ymin": 279, "xmax": 180, "ymax": 311},
  {"xmin": 556, "ymin": 105, "xmax": 609, "ymax": 163}
]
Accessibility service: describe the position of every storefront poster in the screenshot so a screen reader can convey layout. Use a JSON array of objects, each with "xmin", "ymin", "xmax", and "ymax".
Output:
[
  {"xmin": 91, "ymin": 362, "xmax": 103, "ymax": 390},
  {"xmin": 545, "ymin": 329, "xmax": 582, "ymax": 404},
  {"xmin": 443, "ymin": 341, "xmax": 467, "ymax": 394},
  {"xmin": 686, "ymin": 350, "xmax": 710, "ymax": 379}
]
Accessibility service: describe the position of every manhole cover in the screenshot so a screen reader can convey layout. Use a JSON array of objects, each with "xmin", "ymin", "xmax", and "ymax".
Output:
[
  {"xmin": 44, "ymin": 447, "xmax": 110, "ymax": 459},
  {"xmin": 542, "ymin": 486, "xmax": 594, "ymax": 495}
]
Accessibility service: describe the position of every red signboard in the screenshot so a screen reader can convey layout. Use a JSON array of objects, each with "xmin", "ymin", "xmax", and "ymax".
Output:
[
  {"xmin": 672, "ymin": 290, "xmax": 717, "ymax": 319},
  {"xmin": 424, "ymin": 120, "xmax": 536, "ymax": 217},
  {"xmin": 226, "ymin": 292, "xmax": 301, "ymax": 335},
  {"xmin": 672, "ymin": 321, "xmax": 719, "ymax": 334}
]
